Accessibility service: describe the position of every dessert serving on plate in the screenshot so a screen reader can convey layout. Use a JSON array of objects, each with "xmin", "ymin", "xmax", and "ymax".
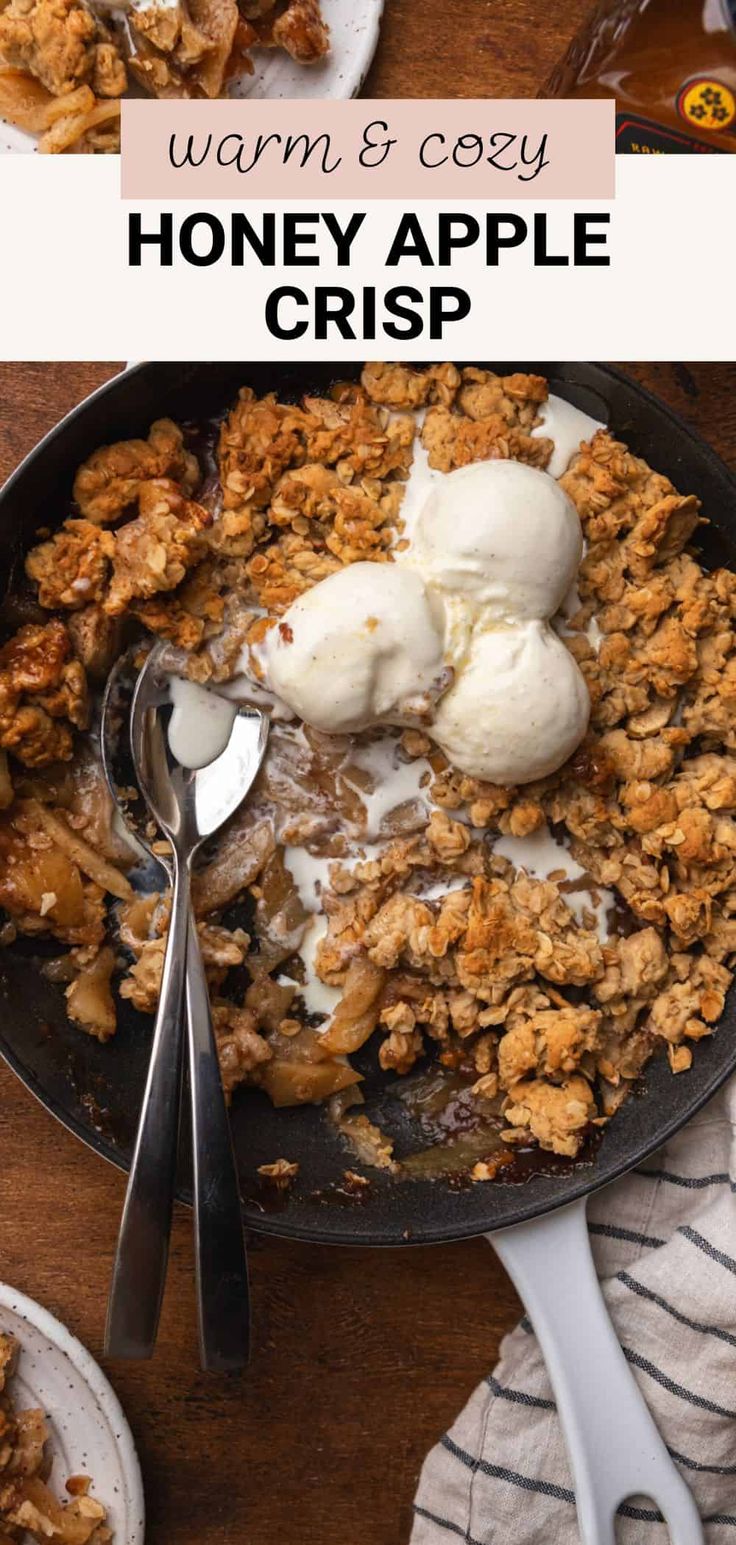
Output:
[
  {"xmin": 0, "ymin": 1333, "xmax": 111, "ymax": 1543},
  {"xmin": 0, "ymin": 0, "xmax": 374, "ymax": 153},
  {"xmin": 1, "ymin": 363, "xmax": 734, "ymax": 1183}
]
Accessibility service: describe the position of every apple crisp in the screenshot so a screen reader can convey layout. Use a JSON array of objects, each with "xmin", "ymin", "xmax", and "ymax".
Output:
[
  {"xmin": 0, "ymin": 1332, "xmax": 111, "ymax": 1542},
  {"xmin": 4, "ymin": 364, "xmax": 736, "ymax": 1171},
  {"xmin": 0, "ymin": 0, "xmax": 329, "ymax": 153}
]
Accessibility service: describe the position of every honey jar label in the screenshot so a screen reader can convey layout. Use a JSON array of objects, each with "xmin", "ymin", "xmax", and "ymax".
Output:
[
  {"xmin": 616, "ymin": 112, "xmax": 729, "ymax": 154},
  {"xmin": 676, "ymin": 77, "xmax": 736, "ymax": 134}
]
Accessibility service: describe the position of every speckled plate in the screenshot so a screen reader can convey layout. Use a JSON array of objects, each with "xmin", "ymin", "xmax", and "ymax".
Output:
[
  {"xmin": 232, "ymin": 0, "xmax": 385, "ymax": 100},
  {"xmin": 0, "ymin": 0, "xmax": 385, "ymax": 153},
  {"xmin": 0, "ymin": 1283, "xmax": 145, "ymax": 1543}
]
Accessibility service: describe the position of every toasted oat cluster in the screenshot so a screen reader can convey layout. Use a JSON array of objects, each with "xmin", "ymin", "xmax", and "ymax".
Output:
[
  {"xmin": 0, "ymin": 1333, "xmax": 111, "ymax": 1542},
  {"xmin": 5, "ymin": 364, "xmax": 736, "ymax": 1169},
  {"xmin": 0, "ymin": 0, "xmax": 329, "ymax": 153}
]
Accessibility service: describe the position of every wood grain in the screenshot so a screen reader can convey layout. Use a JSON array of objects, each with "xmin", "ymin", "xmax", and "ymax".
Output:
[
  {"xmin": 364, "ymin": 0, "xmax": 592, "ymax": 99},
  {"xmin": 0, "ymin": 361, "xmax": 735, "ymax": 1545}
]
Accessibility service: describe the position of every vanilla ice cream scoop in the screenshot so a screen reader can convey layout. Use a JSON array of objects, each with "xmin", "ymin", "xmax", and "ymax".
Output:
[
  {"xmin": 262, "ymin": 561, "xmax": 445, "ymax": 735},
  {"xmin": 412, "ymin": 460, "xmax": 583, "ymax": 620},
  {"xmin": 431, "ymin": 621, "xmax": 590, "ymax": 785}
]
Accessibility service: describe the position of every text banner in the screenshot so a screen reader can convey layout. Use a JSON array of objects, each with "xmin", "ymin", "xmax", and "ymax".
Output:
[{"xmin": 121, "ymin": 98, "xmax": 615, "ymax": 200}]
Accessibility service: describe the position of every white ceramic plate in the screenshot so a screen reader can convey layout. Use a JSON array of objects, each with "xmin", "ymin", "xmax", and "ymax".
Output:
[
  {"xmin": 0, "ymin": 1282, "xmax": 145, "ymax": 1544},
  {"xmin": 0, "ymin": 0, "xmax": 385, "ymax": 153}
]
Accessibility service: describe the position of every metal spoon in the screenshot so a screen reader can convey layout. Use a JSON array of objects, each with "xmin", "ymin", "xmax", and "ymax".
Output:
[{"xmin": 102, "ymin": 642, "xmax": 269, "ymax": 1370}]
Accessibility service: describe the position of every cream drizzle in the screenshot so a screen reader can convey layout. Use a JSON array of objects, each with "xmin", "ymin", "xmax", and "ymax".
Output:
[
  {"xmin": 167, "ymin": 675, "xmax": 237, "ymax": 770},
  {"xmin": 532, "ymin": 393, "xmax": 607, "ymax": 479},
  {"xmin": 494, "ymin": 823, "xmax": 614, "ymax": 940},
  {"xmin": 342, "ymin": 737, "xmax": 433, "ymax": 838}
]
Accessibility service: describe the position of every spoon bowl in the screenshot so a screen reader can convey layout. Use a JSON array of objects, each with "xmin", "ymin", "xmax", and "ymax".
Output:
[{"xmin": 130, "ymin": 643, "xmax": 269, "ymax": 852}]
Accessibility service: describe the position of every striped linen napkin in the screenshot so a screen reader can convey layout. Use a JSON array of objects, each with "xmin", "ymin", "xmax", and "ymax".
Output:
[{"xmin": 411, "ymin": 1078, "xmax": 736, "ymax": 1544}]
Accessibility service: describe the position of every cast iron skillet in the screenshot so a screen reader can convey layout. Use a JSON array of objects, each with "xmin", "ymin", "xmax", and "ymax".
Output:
[{"xmin": 0, "ymin": 361, "xmax": 735, "ymax": 1247}]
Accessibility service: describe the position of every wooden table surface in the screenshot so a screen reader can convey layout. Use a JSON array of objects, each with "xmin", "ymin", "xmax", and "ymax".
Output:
[
  {"xmin": 1, "ymin": 360, "xmax": 735, "ymax": 1545},
  {"xmin": 364, "ymin": 0, "xmax": 592, "ymax": 99}
]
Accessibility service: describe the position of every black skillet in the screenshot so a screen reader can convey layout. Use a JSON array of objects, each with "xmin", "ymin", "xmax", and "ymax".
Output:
[{"xmin": 0, "ymin": 360, "xmax": 735, "ymax": 1255}]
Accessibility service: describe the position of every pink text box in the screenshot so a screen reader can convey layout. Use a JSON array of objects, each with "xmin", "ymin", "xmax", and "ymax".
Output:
[{"xmin": 121, "ymin": 98, "xmax": 615, "ymax": 200}]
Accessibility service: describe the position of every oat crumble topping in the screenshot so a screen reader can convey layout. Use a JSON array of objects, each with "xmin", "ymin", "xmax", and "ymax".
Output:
[
  {"xmin": 0, "ymin": 0, "xmax": 329, "ymax": 152},
  {"xmin": 4, "ymin": 364, "xmax": 736, "ymax": 1170}
]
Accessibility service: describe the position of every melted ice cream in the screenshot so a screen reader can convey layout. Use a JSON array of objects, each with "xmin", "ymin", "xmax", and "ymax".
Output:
[
  {"xmin": 532, "ymin": 392, "xmax": 607, "ymax": 478},
  {"xmin": 495, "ymin": 823, "xmax": 615, "ymax": 940},
  {"xmin": 343, "ymin": 735, "xmax": 433, "ymax": 837},
  {"xmin": 167, "ymin": 675, "xmax": 237, "ymax": 769}
]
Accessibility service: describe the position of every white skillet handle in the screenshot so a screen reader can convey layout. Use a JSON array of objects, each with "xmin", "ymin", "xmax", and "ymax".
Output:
[{"xmin": 488, "ymin": 1198, "xmax": 703, "ymax": 1545}]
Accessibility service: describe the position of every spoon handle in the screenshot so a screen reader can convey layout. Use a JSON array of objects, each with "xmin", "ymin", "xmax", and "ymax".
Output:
[
  {"xmin": 185, "ymin": 912, "xmax": 250, "ymax": 1372},
  {"xmin": 105, "ymin": 854, "xmax": 189, "ymax": 1360}
]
